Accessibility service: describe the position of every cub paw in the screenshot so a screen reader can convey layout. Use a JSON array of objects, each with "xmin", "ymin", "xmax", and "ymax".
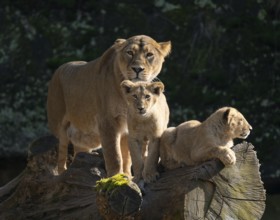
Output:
[
  {"xmin": 221, "ymin": 149, "xmax": 236, "ymax": 166},
  {"xmin": 142, "ymin": 170, "xmax": 159, "ymax": 183}
]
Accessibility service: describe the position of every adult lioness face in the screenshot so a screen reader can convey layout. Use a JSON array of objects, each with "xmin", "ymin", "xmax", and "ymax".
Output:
[{"xmin": 116, "ymin": 35, "xmax": 171, "ymax": 82}]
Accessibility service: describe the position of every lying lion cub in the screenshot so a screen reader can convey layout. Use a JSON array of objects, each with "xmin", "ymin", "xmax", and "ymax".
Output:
[
  {"xmin": 160, "ymin": 107, "xmax": 252, "ymax": 169},
  {"xmin": 121, "ymin": 80, "xmax": 169, "ymax": 183}
]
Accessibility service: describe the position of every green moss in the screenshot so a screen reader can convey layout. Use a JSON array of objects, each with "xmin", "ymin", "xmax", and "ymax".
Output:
[{"xmin": 95, "ymin": 174, "xmax": 129, "ymax": 193}]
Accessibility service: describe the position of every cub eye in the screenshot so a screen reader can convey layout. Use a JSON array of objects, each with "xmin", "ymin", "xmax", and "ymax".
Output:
[
  {"xmin": 127, "ymin": 50, "xmax": 133, "ymax": 56},
  {"xmin": 146, "ymin": 52, "xmax": 154, "ymax": 58},
  {"xmin": 145, "ymin": 95, "xmax": 151, "ymax": 100},
  {"xmin": 132, "ymin": 94, "xmax": 138, "ymax": 99}
]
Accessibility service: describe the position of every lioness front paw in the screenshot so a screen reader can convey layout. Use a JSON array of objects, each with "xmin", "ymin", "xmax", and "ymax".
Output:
[
  {"xmin": 142, "ymin": 170, "xmax": 159, "ymax": 183},
  {"xmin": 221, "ymin": 149, "xmax": 236, "ymax": 166}
]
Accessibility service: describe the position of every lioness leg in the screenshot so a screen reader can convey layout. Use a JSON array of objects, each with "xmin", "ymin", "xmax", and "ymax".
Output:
[
  {"xmin": 120, "ymin": 135, "xmax": 132, "ymax": 177},
  {"xmin": 99, "ymin": 122, "xmax": 123, "ymax": 177},
  {"xmin": 58, "ymin": 143, "xmax": 68, "ymax": 174},
  {"xmin": 57, "ymin": 127, "xmax": 69, "ymax": 174}
]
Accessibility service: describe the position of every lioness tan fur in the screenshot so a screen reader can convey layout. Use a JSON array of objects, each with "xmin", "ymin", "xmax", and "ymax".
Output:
[
  {"xmin": 160, "ymin": 107, "xmax": 252, "ymax": 169},
  {"xmin": 121, "ymin": 80, "xmax": 169, "ymax": 183},
  {"xmin": 47, "ymin": 35, "xmax": 171, "ymax": 175}
]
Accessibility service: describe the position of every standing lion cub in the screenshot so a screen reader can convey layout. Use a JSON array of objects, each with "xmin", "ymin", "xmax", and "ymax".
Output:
[
  {"xmin": 121, "ymin": 80, "xmax": 169, "ymax": 183},
  {"xmin": 160, "ymin": 107, "xmax": 252, "ymax": 169}
]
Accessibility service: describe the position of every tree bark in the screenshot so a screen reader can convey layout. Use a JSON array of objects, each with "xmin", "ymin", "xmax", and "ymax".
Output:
[{"xmin": 0, "ymin": 135, "xmax": 266, "ymax": 220}]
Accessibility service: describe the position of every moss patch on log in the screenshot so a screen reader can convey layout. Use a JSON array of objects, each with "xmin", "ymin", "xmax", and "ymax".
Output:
[{"xmin": 95, "ymin": 174, "xmax": 130, "ymax": 193}]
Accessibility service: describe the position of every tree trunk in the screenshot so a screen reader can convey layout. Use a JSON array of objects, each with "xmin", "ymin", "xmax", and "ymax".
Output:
[{"xmin": 0, "ymin": 135, "xmax": 266, "ymax": 220}]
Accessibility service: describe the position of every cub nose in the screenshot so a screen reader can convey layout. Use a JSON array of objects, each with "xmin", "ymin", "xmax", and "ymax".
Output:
[
  {"xmin": 132, "ymin": 67, "xmax": 144, "ymax": 74},
  {"xmin": 138, "ymin": 107, "xmax": 144, "ymax": 111}
]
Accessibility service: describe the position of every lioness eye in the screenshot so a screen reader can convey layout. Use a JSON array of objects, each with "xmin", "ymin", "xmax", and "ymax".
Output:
[
  {"xmin": 146, "ymin": 52, "xmax": 153, "ymax": 58},
  {"xmin": 145, "ymin": 95, "xmax": 151, "ymax": 100},
  {"xmin": 127, "ymin": 51, "xmax": 133, "ymax": 56}
]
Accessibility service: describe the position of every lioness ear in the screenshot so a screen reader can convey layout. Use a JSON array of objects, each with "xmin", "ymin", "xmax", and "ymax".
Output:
[
  {"xmin": 114, "ymin": 38, "xmax": 126, "ymax": 45},
  {"xmin": 151, "ymin": 82, "xmax": 164, "ymax": 95},
  {"xmin": 120, "ymin": 80, "xmax": 134, "ymax": 94},
  {"xmin": 159, "ymin": 41, "xmax": 171, "ymax": 57}
]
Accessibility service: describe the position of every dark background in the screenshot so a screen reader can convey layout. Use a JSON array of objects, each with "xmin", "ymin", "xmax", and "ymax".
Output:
[{"xmin": 0, "ymin": 0, "xmax": 279, "ymax": 217}]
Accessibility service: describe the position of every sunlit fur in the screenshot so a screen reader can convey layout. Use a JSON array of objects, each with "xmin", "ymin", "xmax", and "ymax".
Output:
[
  {"xmin": 121, "ymin": 80, "xmax": 169, "ymax": 183},
  {"xmin": 47, "ymin": 35, "xmax": 171, "ymax": 176},
  {"xmin": 160, "ymin": 107, "xmax": 252, "ymax": 169}
]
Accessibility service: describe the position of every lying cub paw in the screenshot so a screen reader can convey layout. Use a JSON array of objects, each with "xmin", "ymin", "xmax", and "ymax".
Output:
[
  {"xmin": 142, "ymin": 170, "xmax": 159, "ymax": 183},
  {"xmin": 221, "ymin": 149, "xmax": 236, "ymax": 166}
]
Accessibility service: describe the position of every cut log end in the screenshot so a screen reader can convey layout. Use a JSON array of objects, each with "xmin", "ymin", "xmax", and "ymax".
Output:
[{"xmin": 95, "ymin": 174, "xmax": 142, "ymax": 219}]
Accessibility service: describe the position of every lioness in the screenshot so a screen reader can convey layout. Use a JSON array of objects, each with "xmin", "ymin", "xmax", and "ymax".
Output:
[
  {"xmin": 47, "ymin": 35, "xmax": 171, "ymax": 175},
  {"xmin": 121, "ymin": 80, "xmax": 169, "ymax": 183},
  {"xmin": 160, "ymin": 107, "xmax": 252, "ymax": 169}
]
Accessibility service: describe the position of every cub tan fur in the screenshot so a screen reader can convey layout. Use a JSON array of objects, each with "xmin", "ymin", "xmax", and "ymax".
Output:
[
  {"xmin": 160, "ymin": 107, "xmax": 252, "ymax": 169},
  {"xmin": 47, "ymin": 35, "xmax": 171, "ymax": 175},
  {"xmin": 121, "ymin": 80, "xmax": 169, "ymax": 183}
]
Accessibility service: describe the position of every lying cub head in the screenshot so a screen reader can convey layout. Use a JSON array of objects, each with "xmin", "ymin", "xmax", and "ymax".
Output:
[
  {"xmin": 121, "ymin": 80, "xmax": 164, "ymax": 116},
  {"xmin": 222, "ymin": 107, "xmax": 252, "ymax": 139}
]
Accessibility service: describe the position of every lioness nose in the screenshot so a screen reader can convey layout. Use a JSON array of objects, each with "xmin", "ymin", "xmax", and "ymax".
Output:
[
  {"xmin": 138, "ymin": 107, "xmax": 144, "ymax": 111},
  {"xmin": 132, "ymin": 67, "xmax": 144, "ymax": 74}
]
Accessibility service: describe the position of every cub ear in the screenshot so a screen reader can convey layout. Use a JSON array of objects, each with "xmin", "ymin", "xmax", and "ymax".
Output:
[
  {"xmin": 150, "ymin": 82, "xmax": 165, "ymax": 95},
  {"xmin": 159, "ymin": 41, "xmax": 171, "ymax": 57},
  {"xmin": 120, "ymin": 80, "xmax": 134, "ymax": 94},
  {"xmin": 223, "ymin": 108, "xmax": 231, "ymax": 123}
]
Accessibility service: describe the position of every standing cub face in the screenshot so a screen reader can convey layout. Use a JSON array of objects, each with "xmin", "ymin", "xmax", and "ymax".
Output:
[{"xmin": 121, "ymin": 80, "xmax": 164, "ymax": 116}]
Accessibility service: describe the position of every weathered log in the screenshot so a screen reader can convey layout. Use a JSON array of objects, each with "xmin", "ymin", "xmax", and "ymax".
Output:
[{"xmin": 0, "ymin": 135, "xmax": 266, "ymax": 219}]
